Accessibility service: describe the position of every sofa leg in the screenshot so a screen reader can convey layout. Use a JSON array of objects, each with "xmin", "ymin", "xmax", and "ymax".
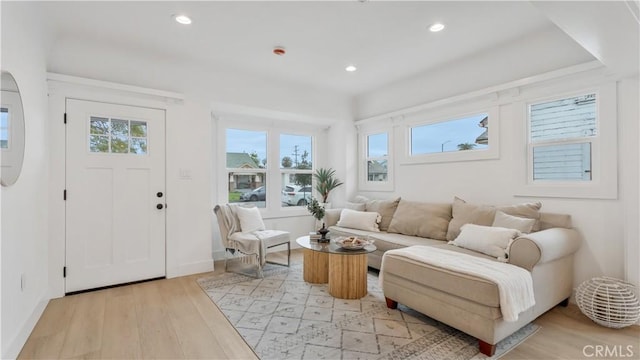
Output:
[
  {"xmin": 478, "ymin": 340, "xmax": 496, "ymax": 356},
  {"xmin": 385, "ymin": 297, "xmax": 398, "ymax": 309},
  {"xmin": 559, "ymin": 297, "xmax": 569, "ymax": 307}
]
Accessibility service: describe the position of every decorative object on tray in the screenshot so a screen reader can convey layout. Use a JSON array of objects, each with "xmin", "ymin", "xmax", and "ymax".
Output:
[
  {"xmin": 335, "ymin": 236, "xmax": 372, "ymax": 250},
  {"xmin": 576, "ymin": 276, "xmax": 640, "ymax": 328},
  {"xmin": 307, "ymin": 197, "xmax": 329, "ymax": 242}
]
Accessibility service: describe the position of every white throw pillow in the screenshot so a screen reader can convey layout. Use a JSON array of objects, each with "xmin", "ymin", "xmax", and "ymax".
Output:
[
  {"xmin": 492, "ymin": 210, "xmax": 536, "ymax": 233},
  {"xmin": 235, "ymin": 206, "xmax": 266, "ymax": 233},
  {"xmin": 336, "ymin": 208, "xmax": 381, "ymax": 232},
  {"xmin": 448, "ymin": 224, "xmax": 521, "ymax": 260}
]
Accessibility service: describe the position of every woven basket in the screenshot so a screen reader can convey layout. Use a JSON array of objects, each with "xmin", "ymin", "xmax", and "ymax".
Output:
[{"xmin": 576, "ymin": 276, "xmax": 640, "ymax": 328}]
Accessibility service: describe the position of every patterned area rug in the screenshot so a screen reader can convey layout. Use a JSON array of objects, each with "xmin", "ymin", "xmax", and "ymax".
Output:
[{"xmin": 197, "ymin": 263, "xmax": 539, "ymax": 360}]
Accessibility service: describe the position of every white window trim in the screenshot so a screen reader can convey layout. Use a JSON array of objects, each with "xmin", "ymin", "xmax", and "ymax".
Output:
[
  {"xmin": 517, "ymin": 82, "xmax": 617, "ymax": 199},
  {"xmin": 358, "ymin": 125, "xmax": 394, "ymax": 192},
  {"xmin": 400, "ymin": 106, "xmax": 500, "ymax": 165},
  {"xmin": 215, "ymin": 112, "xmax": 323, "ymax": 218}
]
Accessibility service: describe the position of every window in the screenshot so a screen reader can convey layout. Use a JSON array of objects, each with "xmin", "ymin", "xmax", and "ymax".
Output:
[
  {"xmin": 529, "ymin": 94, "xmax": 595, "ymax": 181},
  {"xmin": 400, "ymin": 107, "xmax": 499, "ymax": 165},
  {"xmin": 226, "ymin": 128, "xmax": 267, "ymax": 208},
  {"xmin": 89, "ymin": 117, "xmax": 148, "ymax": 154},
  {"xmin": 519, "ymin": 82, "xmax": 617, "ymax": 200},
  {"xmin": 359, "ymin": 128, "xmax": 393, "ymax": 192},
  {"xmin": 280, "ymin": 134, "xmax": 313, "ymax": 207},
  {"xmin": 0, "ymin": 108, "xmax": 8, "ymax": 149},
  {"xmin": 411, "ymin": 113, "xmax": 489, "ymax": 155},
  {"xmin": 366, "ymin": 133, "xmax": 388, "ymax": 182}
]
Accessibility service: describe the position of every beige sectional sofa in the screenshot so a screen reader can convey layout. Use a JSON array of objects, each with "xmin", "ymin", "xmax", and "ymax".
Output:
[{"xmin": 324, "ymin": 197, "xmax": 581, "ymax": 356}]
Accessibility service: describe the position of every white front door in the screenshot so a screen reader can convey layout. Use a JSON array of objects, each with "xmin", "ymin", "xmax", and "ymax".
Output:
[{"xmin": 65, "ymin": 99, "xmax": 166, "ymax": 293}]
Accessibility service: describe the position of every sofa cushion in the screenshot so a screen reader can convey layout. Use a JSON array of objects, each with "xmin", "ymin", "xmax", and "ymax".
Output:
[
  {"xmin": 387, "ymin": 200, "xmax": 452, "ymax": 240},
  {"xmin": 382, "ymin": 246, "xmax": 500, "ymax": 308},
  {"xmin": 336, "ymin": 209, "xmax": 381, "ymax": 232},
  {"xmin": 446, "ymin": 197, "xmax": 542, "ymax": 240},
  {"xmin": 492, "ymin": 211, "xmax": 536, "ymax": 233},
  {"xmin": 449, "ymin": 224, "xmax": 521, "ymax": 260},
  {"xmin": 328, "ymin": 226, "xmax": 443, "ymax": 251},
  {"xmin": 365, "ymin": 197, "xmax": 400, "ymax": 231},
  {"xmin": 345, "ymin": 202, "xmax": 366, "ymax": 211}
]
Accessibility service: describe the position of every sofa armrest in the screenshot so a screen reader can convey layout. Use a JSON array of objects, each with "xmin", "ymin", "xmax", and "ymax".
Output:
[
  {"xmin": 508, "ymin": 228, "xmax": 581, "ymax": 271},
  {"xmin": 323, "ymin": 208, "xmax": 343, "ymax": 227}
]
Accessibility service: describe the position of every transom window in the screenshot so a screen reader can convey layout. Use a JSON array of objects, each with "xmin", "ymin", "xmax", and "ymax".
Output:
[
  {"xmin": 89, "ymin": 117, "xmax": 148, "ymax": 154},
  {"xmin": 410, "ymin": 113, "xmax": 489, "ymax": 155},
  {"xmin": 528, "ymin": 93, "xmax": 596, "ymax": 181}
]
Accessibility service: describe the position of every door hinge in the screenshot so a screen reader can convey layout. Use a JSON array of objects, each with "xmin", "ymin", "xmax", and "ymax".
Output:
[
  {"xmin": 63, "ymin": 266, "xmax": 66, "ymax": 278},
  {"xmin": 63, "ymin": 189, "xmax": 67, "ymax": 200},
  {"xmin": 64, "ymin": 113, "xmax": 67, "ymax": 124}
]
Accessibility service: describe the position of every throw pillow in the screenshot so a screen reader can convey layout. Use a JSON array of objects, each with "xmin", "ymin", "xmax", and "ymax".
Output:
[
  {"xmin": 345, "ymin": 202, "xmax": 366, "ymax": 211},
  {"xmin": 365, "ymin": 197, "xmax": 401, "ymax": 231},
  {"xmin": 235, "ymin": 206, "xmax": 266, "ymax": 233},
  {"xmin": 336, "ymin": 208, "xmax": 381, "ymax": 232},
  {"xmin": 387, "ymin": 200, "xmax": 452, "ymax": 240},
  {"xmin": 492, "ymin": 210, "xmax": 536, "ymax": 233},
  {"xmin": 449, "ymin": 223, "xmax": 521, "ymax": 260},
  {"xmin": 446, "ymin": 197, "xmax": 542, "ymax": 240}
]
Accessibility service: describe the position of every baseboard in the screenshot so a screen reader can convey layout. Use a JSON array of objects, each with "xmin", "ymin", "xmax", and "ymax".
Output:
[
  {"xmin": 2, "ymin": 294, "xmax": 49, "ymax": 359},
  {"xmin": 170, "ymin": 260, "xmax": 214, "ymax": 278},
  {"xmin": 212, "ymin": 250, "xmax": 226, "ymax": 262}
]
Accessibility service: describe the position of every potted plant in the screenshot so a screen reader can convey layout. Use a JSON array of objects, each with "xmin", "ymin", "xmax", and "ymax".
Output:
[
  {"xmin": 307, "ymin": 197, "xmax": 329, "ymax": 241},
  {"xmin": 314, "ymin": 167, "xmax": 344, "ymax": 204}
]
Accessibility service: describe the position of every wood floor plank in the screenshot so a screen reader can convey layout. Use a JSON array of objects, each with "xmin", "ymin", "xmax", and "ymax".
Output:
[
  {"xmin": 132, "ymin": 281, "xmax": 185, "ymax": 359},
  {"xmin": 18, "ymin": 296, "xmax": 78, "ymax": 359},
  {"xmin": 180, "ymin": 274, "xmax": 259, "ymax": 360},
  {"xmin": 99, "ymin": 286, "xmax": 142, "ymax": 359},
  {"xmin": 156, "ymin": 278, "xmax": 228, "ymax": 359},
  {"xmin": 58, "ymin": 290, "xmax": 106, "ymax": 358}
]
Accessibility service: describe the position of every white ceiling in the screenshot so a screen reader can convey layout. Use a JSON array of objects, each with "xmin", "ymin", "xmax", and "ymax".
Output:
[{"xmin": 41, "ymin": 1, "xmax": 564, "ymax": 96}]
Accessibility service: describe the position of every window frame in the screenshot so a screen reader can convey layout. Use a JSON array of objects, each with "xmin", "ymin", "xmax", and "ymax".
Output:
[
  {"xmin": 358, "ymin": 125, "xmax": 394, "ymax": 192},
  {"xmin": 279, "ymin": 132, "xmax": 314, "ymax": 208},
  {"xmin": 400, "ymin": 106, "xmax": 500, "ymax": 165},
  {"xmin": 518, "ymin": 82, "xmax": 617, "ymax": 199},
  {"xmin": 216, "ymin": 113, "xmax": 321, "ymax": 217}
]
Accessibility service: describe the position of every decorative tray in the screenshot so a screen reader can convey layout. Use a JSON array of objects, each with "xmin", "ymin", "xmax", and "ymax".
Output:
[{"xmin": 335, "ymin": 236, "xmax": 372, "ymax": 250}]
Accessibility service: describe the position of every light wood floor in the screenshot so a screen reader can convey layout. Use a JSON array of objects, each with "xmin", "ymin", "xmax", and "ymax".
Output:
[{"xmin": 19, "ymin": 250, "xmax": 639, "ymax": 359}]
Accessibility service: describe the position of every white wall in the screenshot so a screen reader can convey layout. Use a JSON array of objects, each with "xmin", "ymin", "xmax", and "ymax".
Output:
[
  {"xmin": 354, "ymin": 69, "xmax": 639, "ymax": 292},
  {"xmin": 1, "ymin": 2, "xmax": 51, "ymax": 358}
]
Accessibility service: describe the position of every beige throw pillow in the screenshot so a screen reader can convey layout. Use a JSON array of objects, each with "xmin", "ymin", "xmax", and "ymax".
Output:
[
  {"xmin": 365, "ymin": 197, "xmax": 400, "ymax": 231},
  {"xmin": 387, "ymin": 200, "xmax": 452, "ymax": 240},
  {"xmin": 336, "ymin": 209, "xmax": 381, "ymax": 232},
  {"xmin": 449, "ymin": 223, "xmax": 521, "ymax": 261},
  {"xmin": 446, "ymin": 197, "xmax": 542, "ymax": 240},
  {"xmin": 235, "ymin": 206, "xmax": 266, "ymax": 233},
  {"xmin": 492, "ymin": 210, "xmax": 536, "ymax": 233}
]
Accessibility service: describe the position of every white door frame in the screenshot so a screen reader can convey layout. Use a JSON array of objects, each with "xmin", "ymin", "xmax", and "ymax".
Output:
[{"xmin": 47, "ymin": 74, "xmax": 184, "ymax": 298}]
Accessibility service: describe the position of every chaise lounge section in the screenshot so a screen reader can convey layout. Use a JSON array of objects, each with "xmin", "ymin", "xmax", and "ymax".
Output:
[{"xmin": 324, "ymin": 197, "xmax": 581, "ymax": 355}]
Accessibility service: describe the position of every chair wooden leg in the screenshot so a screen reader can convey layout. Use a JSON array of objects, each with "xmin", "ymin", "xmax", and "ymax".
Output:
[
  {"xmin": 479, "ymin": 340, "xmax": 496, "ymax": 356},
  {"xmin": 385, "ymin": 297, "xmax": 398, "ymax": 309}
]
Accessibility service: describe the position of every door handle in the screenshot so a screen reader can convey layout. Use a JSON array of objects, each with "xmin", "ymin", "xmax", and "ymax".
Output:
[
  {"xmin": 157, "ymin": 192, "xmax": 163, "ymax": 198},
  {"xmin": 156, "ymin": 204, "xmax": 164, "ymax": 210}
]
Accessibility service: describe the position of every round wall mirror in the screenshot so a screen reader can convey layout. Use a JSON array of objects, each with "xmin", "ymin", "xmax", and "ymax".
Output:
[{"xmin": 1, "ymin": 71, "xmax": 25, "ymax": 186}]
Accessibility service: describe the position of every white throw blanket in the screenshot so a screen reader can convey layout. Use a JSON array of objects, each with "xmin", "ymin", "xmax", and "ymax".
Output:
[{"xmin": 381, "ymin": 246, "xmax": 535, "ymax": 322}]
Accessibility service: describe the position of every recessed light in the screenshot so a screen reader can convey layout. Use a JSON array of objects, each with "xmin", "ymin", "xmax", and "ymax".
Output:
[
  {"xmin": 429, "ymin": 23, "xmax": 445, "ymax": 32},
  {"xmin": 174, "ymin": 14, "xmax": 192, "ymax": 25},
  {"xmin": 345, "ymin": 65, "xmax": 357, "ymax": 72}
]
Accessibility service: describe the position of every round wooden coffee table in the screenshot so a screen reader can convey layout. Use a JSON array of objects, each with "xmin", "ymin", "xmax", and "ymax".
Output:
[{"xmin": 296, "ymin": 235, "xmax": 376, "ymax": 299}]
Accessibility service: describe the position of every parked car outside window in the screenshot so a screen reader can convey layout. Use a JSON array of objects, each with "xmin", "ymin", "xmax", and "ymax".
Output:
[
  {"xmin": 282, "ymin": 185, "xmax": 312, "ymax": 206},
  {"xmin": 240, "ymin": 186, "xmax": 266, "ymax": 202}
]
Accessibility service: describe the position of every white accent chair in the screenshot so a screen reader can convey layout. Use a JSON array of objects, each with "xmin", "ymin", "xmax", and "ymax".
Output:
[{"xmin": 214, "ymin": 204, "xmax": 290, "ymax": 278}]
